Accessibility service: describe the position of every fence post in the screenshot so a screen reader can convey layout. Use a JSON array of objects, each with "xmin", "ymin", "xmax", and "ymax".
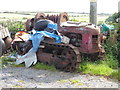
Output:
[
  {"xmin": 118, "ymin": 1, "xmax": 120, "ymax": 24},
  {"xmin": 90, "ymin": 0, "xmax": 97, "ymax": 25},
  {"xmin": 118, "ymin": 1, "xmax": 120, "ymax": 12}
]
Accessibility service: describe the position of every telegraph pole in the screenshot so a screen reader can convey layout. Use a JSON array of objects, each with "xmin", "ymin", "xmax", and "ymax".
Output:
[{"xmin": 90, "ymin": 0, "xmax": 97, "ymax": 25}]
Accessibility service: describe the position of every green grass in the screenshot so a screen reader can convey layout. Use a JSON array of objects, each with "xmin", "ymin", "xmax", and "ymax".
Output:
[
  {"xmin": 77, "ymin": 61, "xmax": 119, "ymax": 80},
  {"xmin": 0, "ymin": 13, "xmax": 34, "ymax": 20},
  {"xmin": 101, "ymin": 54, "xmax": 118, "ymax": 69},
  {"xmin": 0, "ymin": 12, "xmax": 109, "ymax": 23},
  {"xmin": 0, "ymin": 56, "xmax": 15, "ymax": 69},
  {"xmin": 110, "ymin": 69, "xmax": 120, "ymax": 80},
  {"xmin": 11, "ymin": 57, "xmax": 57, "ymax": 71},
  {"xmin": 12, "ymin": 63, "xmax": 25, "ymax": 67},
  {"xmin": 33, "ymin": 62, "xmax": 57, "ymax": 71},
  {"xmin": 69, "ymin": 79, "xmax": 80, "ymax": 84},
  {"xmin": 1, "ymin": 55, "xmax": 57, "ymax": 71},
  {"xmin": 77, "ymin": 62, "xmax": 113, "ymax": 76},
  {"xmin": 69, "ymin": 17, "xmax": 89, "ymax": 22},
  {"xmin": 69, "ymin": 15, "xmax": 109, "ymax": 24}
]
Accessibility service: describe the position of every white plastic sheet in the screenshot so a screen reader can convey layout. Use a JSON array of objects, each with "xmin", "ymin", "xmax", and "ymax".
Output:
[{"xmin": 15, "ymin": 48, "xmax": 37, "ymax": 68}]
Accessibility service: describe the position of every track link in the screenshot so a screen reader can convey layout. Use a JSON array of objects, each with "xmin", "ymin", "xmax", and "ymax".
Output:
[{"xmin": 37, "ymin": 40, "xmax": 81, "ymax": 72}]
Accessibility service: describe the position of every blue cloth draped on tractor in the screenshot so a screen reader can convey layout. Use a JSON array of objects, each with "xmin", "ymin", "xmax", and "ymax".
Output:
[{"xmin": 29, "ymin": 23, "xmax": 62, "ymax": 52}]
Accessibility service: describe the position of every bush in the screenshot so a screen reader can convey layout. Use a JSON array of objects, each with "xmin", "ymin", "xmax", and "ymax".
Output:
[
  {"xmin": 110, "ymin": 69, "xmax": 120, "ymax": 80},
  {"xmin": 0, "ymin": 20, "xmax": 25, "ymax": 33},
  {"xmin": 0, "ymin": 20, "xmax": 25, "ymax": 38},
  {"xmin": 105, "ymin": 12, "xmax": 120, "ymax": 23},
  {"xmin": 101, "ymin": 54, "xmax": 118, "ymax": 69},
  {"xmin": 102, "ymin": 36, "xmax": 119, "ymax": 68}
]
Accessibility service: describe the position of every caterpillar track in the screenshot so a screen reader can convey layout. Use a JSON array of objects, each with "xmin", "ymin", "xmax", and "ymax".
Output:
[
  {"xmin": 38, "ymin": 40, "xmax": 81, "ymax": 72},
  {"xmin": 13, "ymin": 33, "xmax": 81, "ymax": 72},
  {"xmin": 21, "ymin": 38, "xmax": 81, "ymax": 72}
]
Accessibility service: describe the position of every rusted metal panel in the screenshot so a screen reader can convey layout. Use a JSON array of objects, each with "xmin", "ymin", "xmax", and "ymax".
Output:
[
  {"xmin": 25, "ymin": 12, "xmax": 69, "ymax": 31},
  {"xmin": 60, "ymin": 22, "xmax": 103, "ymax": 54},
  {"xmin": 82, "ymin": 33, "xmax": 92, "ymax": 53}
]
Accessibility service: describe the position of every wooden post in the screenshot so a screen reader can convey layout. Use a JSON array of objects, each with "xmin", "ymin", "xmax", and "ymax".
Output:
[
  {"xmin": 118, "ymin": 1, "xmax": 120, "ymax": 24},
  {"xmin": 90, "ymin": 0, "xmax": 97, "ymax": 25},
  {"xmin": 118, "ymin": 1, "xmax": 120, "ymax": 12}
]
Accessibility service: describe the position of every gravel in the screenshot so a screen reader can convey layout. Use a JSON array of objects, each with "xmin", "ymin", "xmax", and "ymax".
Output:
[{"xmin": 0, "ymin": 67, "xmax": 119, "ymax": 88}]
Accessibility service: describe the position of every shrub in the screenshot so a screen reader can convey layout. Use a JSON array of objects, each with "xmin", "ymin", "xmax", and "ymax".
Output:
[
  {"xmin": 105, "ymin": 12, "xmax": 120, "ymax": 23},
  {"xmin": 0, "ymin": 20, "xmax": 25, "ymax": 33},
  {"xmin": 110, "ymin": 69, "xmax": 120, "ymax": 80}
]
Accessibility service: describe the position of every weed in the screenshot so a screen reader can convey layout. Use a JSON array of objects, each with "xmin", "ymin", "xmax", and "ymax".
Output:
[
  {"xmin": 101, "ymin": 54, "xmax": 118, "ymax": 69},
  {"xmin": 0, "ymin": 56, "xmax": 15, "ymax": 69},
  {"xmin": 77, "ymin": 82, "xmax": 84, "ymax": 86},
  {"xmin": 69, "ymin": 79, "xmax": 80, "ymax": 84},
  {"xmin": 110, "ymin": 69, "xmax": 120, "ymax": 80},
  {"xmin": 58, "ymin": 80, "xmax": 68, "ymax": 83}
]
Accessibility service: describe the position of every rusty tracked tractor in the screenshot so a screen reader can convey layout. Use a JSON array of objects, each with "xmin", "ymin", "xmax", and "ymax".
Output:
[
  {"xmin": 12, "ymin": 12, "xmax": 105, "ymax": 72},
  {"xmin": 60, "ymin": 22, "xmax": 105, "ymax": 60}
]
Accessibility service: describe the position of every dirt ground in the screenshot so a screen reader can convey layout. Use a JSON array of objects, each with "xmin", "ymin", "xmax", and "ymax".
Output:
[{"xmin": 0, "ymin": 66, "xmax": 119, "ymax": 89}]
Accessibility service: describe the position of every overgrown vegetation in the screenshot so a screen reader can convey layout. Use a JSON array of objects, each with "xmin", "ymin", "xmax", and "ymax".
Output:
[
  {"xmin": 105, "ymin": 12, "xmax": 120, "ymax": 23},
  {"xmin": 76, "ymin": 12, "xmax": 119, "ymax": 80},
  {"xmin": 77, "ymin": 28, "xmax": 119, "ymax": 80},
  {"xmin": 0, "ymin": 20, "xmax": 25, "ymax": 38},
  {"xmin": 0, "ymin": 55, "xmax": 57, "ymax": 72},
  {"xmin": 0, "ymin": 55, "xmax": 15, "ymax": 69}
]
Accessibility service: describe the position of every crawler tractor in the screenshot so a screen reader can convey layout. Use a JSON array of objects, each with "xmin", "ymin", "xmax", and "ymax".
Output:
[{"xmin": 12, "ymin": 12, "xmax": 105, "ymax": 72}]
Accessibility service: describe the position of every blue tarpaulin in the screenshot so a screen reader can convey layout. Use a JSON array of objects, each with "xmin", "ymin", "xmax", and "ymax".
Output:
[
  {"xmin": 29, "ymin": 23, "xmax": 62, "ymax": 52},
  {"xmin": 47, "ymin": 23, "xmax": 58, "ymax": 31}
]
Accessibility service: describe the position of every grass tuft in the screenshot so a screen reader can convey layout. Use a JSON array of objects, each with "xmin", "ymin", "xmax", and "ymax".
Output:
[
  {"xmin": 33, "ymin": 62, "xmax": 57, "ymax": 71},
  {"xmin": 0, "ymin": 56, "xmax": 15, "ymax": 68},
  {"xmin": 110, "ymin": 69, "xmax": 120, "ymax": 80},
  {"xmin": 77, "ymin": 62, "xmax": 113, "ymax": 76},
  {"xmin": 69, "ymin": 79, "xmax": 80, "ymax": 84}
]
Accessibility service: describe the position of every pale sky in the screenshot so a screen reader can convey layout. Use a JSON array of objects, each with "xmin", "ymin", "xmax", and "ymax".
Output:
[{"xmin": 0, "ymin": 0, "xmax": 119, "ymax": 14}]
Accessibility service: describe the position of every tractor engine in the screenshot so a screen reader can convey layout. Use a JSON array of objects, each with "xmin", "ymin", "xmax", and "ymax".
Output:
[{"xmin": 59, "ymin": 21, "xmax": 105, "ymax": 60}]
